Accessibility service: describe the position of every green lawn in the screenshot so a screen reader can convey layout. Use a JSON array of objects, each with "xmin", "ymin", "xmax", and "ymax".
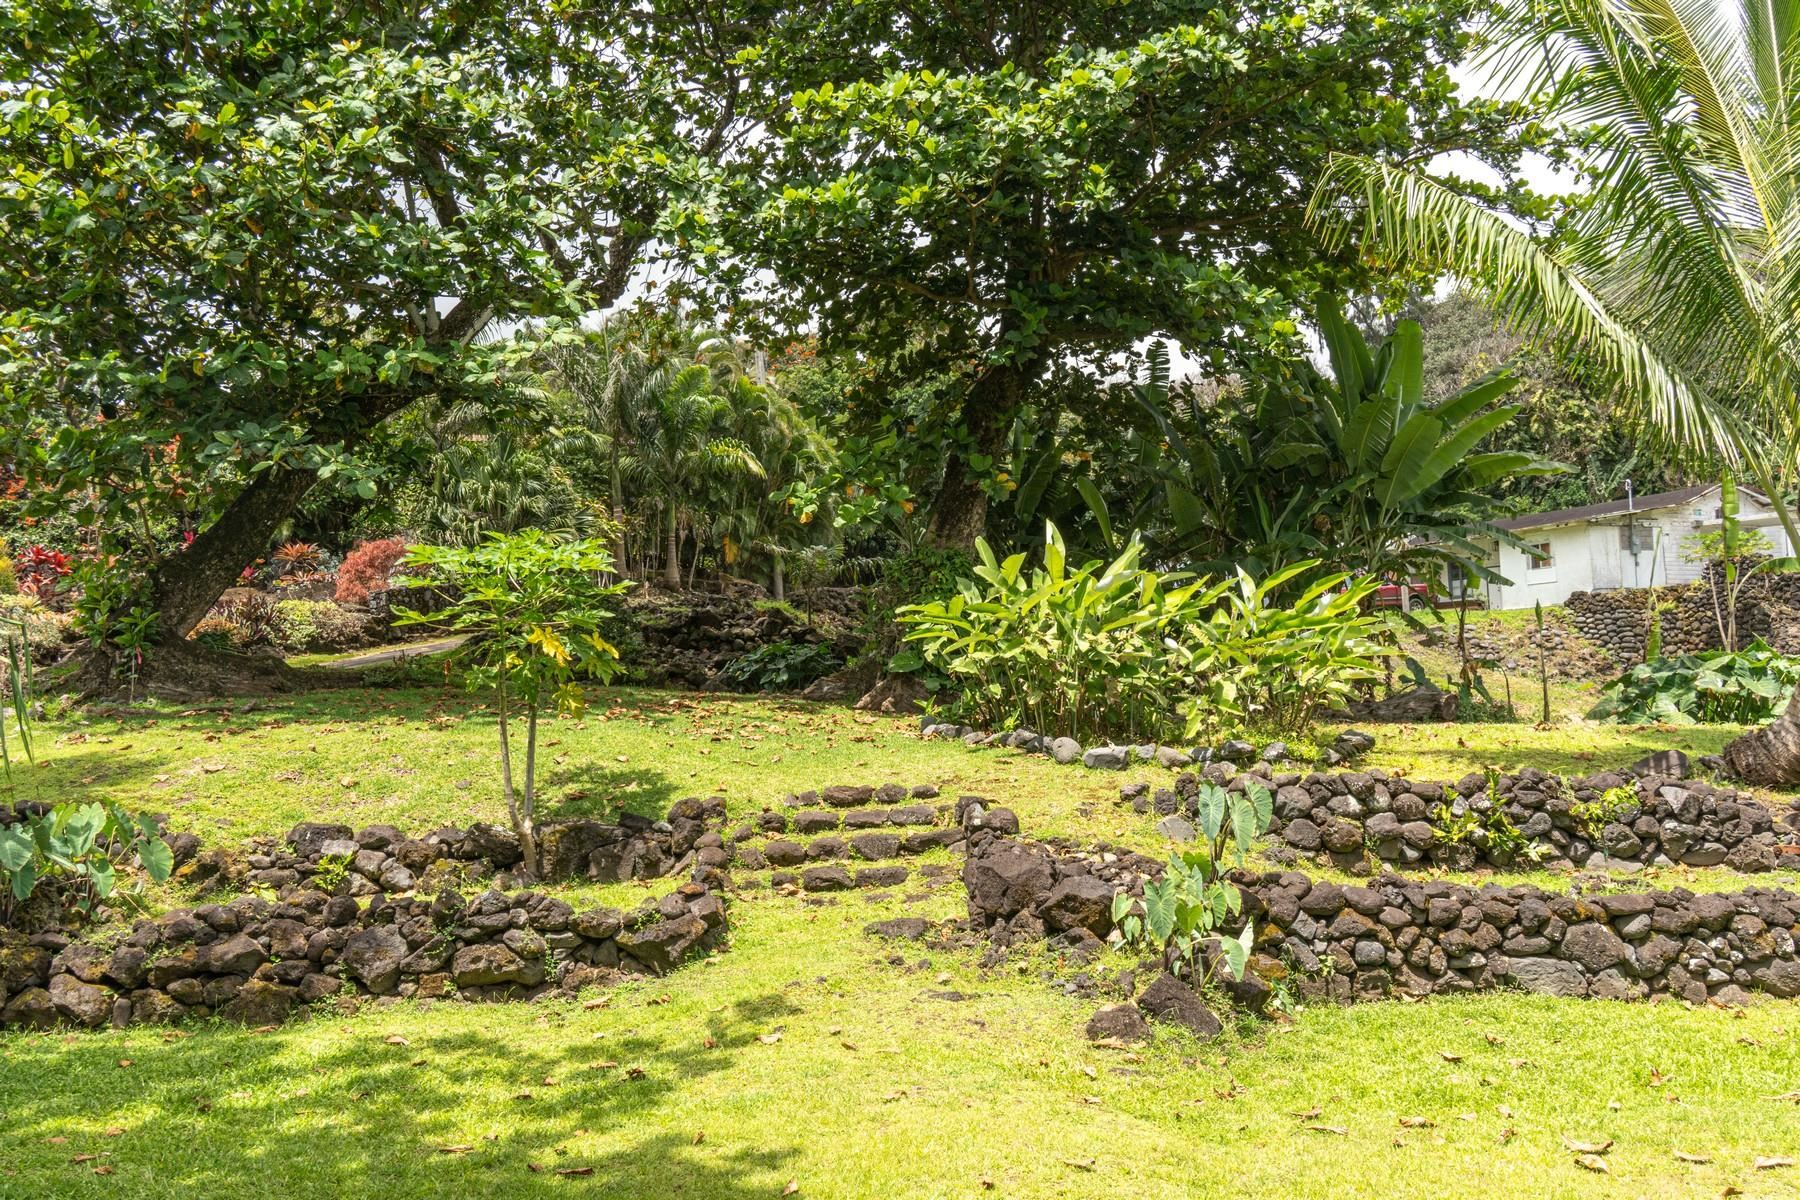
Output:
[
  {"xmin": 4, "ymin": 682, "xmax": 1799, "ymax": 1198},
  {"xmin": 3, "ymin": 887, "xmax": 1798, "ymax": 1199}
]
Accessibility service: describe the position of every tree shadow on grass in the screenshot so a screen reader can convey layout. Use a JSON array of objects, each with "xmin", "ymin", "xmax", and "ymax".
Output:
[
  {"xmin": 0, "ymin": 991, "xmax": 805, "ymax": 1199},
  {"xmin": 535, "ymin": 764, "xmax": 684, "ymax": 822}
]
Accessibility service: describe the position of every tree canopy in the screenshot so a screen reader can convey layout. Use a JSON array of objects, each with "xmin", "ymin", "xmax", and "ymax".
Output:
[{"xmin": 713, "ymin": 0, "xmax": 1545, "ymax": 545}]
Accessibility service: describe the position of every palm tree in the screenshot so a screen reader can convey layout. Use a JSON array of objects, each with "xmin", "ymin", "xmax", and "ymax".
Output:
[
  {"xmin": 711, "ymin": 377, "xmax": 835, "ymax": 598},
  {"xmin": 1307, "ymin": 0, "xmax": 1800, "ymax": 782},
  {"xmin": 629, "ymin": 362, "xmax": 765, "ymax": 588}
]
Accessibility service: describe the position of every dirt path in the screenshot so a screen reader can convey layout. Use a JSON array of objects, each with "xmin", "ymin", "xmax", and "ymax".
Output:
[{"xmin": 320, "ymin": 636, "xmax": 467, "ymax": 670}]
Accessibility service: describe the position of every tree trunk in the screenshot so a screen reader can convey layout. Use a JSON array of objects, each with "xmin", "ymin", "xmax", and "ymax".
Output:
[
  {"xmin": 609, "ymin": 450, "xmax": 627, "ymax": 577},
  {"xmin": 772, "ymin": 553, "xmax": 785, "ymax": 602},
  {"xmin": 926, "ymin": 362, "xmax": 1025, "ymax": 550},
  {"xmin": 1722, "ymin": 682, "xmax": 1800, "ymax": 784},
  {"xmin": 663, "ymin": 506, "xmax": 681, "ymax": 589},
  {"xmin": 153, "ymin": 465, "xmax": 322, "ymax": 638}
]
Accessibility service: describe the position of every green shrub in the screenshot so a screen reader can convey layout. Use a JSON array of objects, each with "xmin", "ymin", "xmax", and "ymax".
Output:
[
  {"xmin": 898, "ymin": 523, "xmax": 1384, "ymax": 744},
  {"xmin": 270, "ymin": 599, "xmax": 371, "ymax": 654},
  {"xmin": 864, "ymin": 545, "xmax": 973, "ymax": 660},
  {"xmin": 1588, "ymin": 640, "xmax": 1800, "ymax": 724},
  {"xmin": 719, "ymin": 640, "xmax": 842, "ymax": 691}
]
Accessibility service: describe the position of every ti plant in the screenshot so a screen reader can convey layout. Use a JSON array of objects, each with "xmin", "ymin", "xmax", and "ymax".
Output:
[
  {"xmin": 0, "ymin": 801, "xmax": 175, "ymax": 921},
  {"xmin": 0, "ymin": 613, "xmax": 35, "ymax": 790},
  {"xmin": 1111, "ymin": 780, "xmax": 1273, "ymax": 985}
]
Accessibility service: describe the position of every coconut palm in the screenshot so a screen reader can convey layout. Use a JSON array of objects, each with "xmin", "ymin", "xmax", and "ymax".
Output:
[{"xmin": 1307, "ymin": 0, "xmax": 1800, "ymax": 781}]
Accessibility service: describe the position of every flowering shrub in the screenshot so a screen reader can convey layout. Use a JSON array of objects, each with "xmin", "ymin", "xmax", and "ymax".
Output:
[
  {"xmin": 190, "ymin": 615, "xmax": 253, "ymax": 652},
  {"xmin": 336, "ymin": 537, "xmax": 409, "ymax": 605}
]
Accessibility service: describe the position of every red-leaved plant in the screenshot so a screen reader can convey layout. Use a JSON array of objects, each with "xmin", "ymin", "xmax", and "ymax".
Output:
[{"xmin": 335, "ymin": 537, "xmax": 409, "ymax": 605}]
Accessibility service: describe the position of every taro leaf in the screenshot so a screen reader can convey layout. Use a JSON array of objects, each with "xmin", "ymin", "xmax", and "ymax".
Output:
[
  {"xmin": 1231, "ymin": 794, "xmax": 1255, "ymax": 856},
  {"xmin": 1247, "ymin": 782, "xmax": 1273, "ymax": 835},
  {"xmin": 1197, "ymin": 786, "xmax": 1225, "ymax": 842},
  {"xmin": 139, "ymin": 836, "xmax": 174, "ymax": 883}
]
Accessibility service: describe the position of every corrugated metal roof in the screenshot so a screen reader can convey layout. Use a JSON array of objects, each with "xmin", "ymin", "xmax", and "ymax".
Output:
[{"xmin": 1492, "ymin": 484, "xmax": 1727, "ymax": 532}]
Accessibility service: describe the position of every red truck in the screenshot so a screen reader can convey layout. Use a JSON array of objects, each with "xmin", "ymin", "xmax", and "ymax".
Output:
[{"xmin": 1371, "ymin": 578, "xmax": 1484, "ymax": 611}]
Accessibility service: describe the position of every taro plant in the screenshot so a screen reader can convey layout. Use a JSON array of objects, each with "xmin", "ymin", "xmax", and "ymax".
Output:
[
  {"xmin": 0, "ymin": 801, "xmax": 175, "ymax": 920},
  {"xmin": 1589, "ymin": 640, "xmax": 1800, "ymax": 725},
  {"xmin": 396, "ymin": 530, "xmax": 630, "ymax": 878},
  {"xmin": 1111, "ymin": 780, "xmax": 1273, "ymax": 984}
]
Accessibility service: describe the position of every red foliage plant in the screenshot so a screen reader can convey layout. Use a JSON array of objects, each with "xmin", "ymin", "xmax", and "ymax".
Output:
[
  {"xmin": 335, "ymin": 537, "xmax": 410, "ymax": 605},
  {"xmin": 15, "ymin": 544, "xmax": 72, "ymax": 599}
]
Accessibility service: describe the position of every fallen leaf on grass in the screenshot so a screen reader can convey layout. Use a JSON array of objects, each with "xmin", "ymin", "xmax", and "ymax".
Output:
[
  {"xmin": 102, "ymin": 1127, "xmax": 123, "ymax": 1138},
  {"xmin": 1766, "ymin": 1091, "xmax": 1800, "ymax": 1104},
  {"xmin": 436, "ymin": 1145, "xmax": 474, "ymax": 1155},
  {"xmin": 841, "ymin": 1041, "xmax": 858, "ymax": 1051},
  {"xmin": 757, "ymin": 1033, "xmax": 782, "ymax": 1045},
  {"xmin": 624, "ymin": 1066, "xmax": 645, "ymax": 1080},
  {"xmin": 1574, "ymin": 1155, "xmax": 1609, "ymax": 1174},
  {"xmin": 692, "ymin": 1131, "xmax": 704, "ymax": 1145},
  {"xmin": 557, "ymin": 1167, "xmax": 594, "ymax": 1177},
  {"xmin": 1061, "ymin": 1158, "xmax": 1096, "ymax": 1171},
  {"xmin": 1398, "ymin": 1117, "xmax": 1435, "ymax": 1129},
  {"xmin": 1307, "ymin": 1125, "xmax": 1349, "ymax": 1136},
  {"xmin": 93, "ymin": 1166, "xmax": 114, "ymax": 1176},
  {"xmin": 116, "ymin": 1060, "xmax": 133, "ymax": 1069},
  {"xmin": 385, "ymin": 1035, "xmax": 410, "ymax": 1047},
  {"xmin": 1562, "ymin": 1137, "xmax": 1613, "ymax": 1155},
  {"xmin": 783, "ymin": 1181, "xmax": 800, "ymax": 1195},
  {"xmin": 582, "ymin": 998, "xmax": 611, "ymax": 1011},
  {"xmin": 1439, "ymin": 1052, "xmax": 1463, "ymax": 1063},
  {"xmin": 70, "ymin": 1154, "xmax": 100, "ymax": 1164},
  {"xmin": 1484, "ymin": 1033, "xmax": 1505, "ymax": 1046},
  {"xmin": 1673, "ymin": 1151, "xmax": 1712, "ymax": 1164},
  {"xmin": 1755, "ymin": 1157, "xmax": 1796, "ymax": 1170},
  {"xmin": 1292, "ymin": 1106, "xmax": 1322, "ymax": 1120}
]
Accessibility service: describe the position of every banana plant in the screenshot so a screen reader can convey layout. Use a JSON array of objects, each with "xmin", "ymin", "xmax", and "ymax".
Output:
[{"xmin": 1288, "ymin": 295, "xmax": 1565, "ymax": 594}]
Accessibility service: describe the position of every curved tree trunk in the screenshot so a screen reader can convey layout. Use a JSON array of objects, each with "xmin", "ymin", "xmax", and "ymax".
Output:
[
  {"xmin": 927, "ymin": 362, "xmax": 1025, "ymax": 551},
  {"xmin": 1722, "ymin": 682, "xmax": 1800, "ymax": 784},
  {"xmin": 154, "ymin": 465, "xmax": 323, "ymax": 638}
]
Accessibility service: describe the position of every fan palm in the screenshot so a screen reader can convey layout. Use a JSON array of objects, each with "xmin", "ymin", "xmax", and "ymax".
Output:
[{"xmin": 1306, "ymin": 0, "xmax": 1800, "ymax": 779}]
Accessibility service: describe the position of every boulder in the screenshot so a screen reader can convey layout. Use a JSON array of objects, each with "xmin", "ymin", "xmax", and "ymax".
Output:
[
  {"xmin": 48, "ymin": 973, "xmax": 113, "ymax": 1027},
  {"xmin": 1048, "ymin": 737, "xmax": 1083, "ymax": 765},
  {"xmin": 1081, "ymin": 746, "xmax": 1128, "ymax": 771},
  {"xmin": 450, "ymin": 943, "xmax": 543, "ymax": 988},
  {"xmin": 1135, "ymin": 972, "xmax": 1222, "ymax": 1039},
  {"xmin": 962, "ymin": 840, "xmax": 1054, "ymax": 923},
  {"xmin": 340, "ymin": 926, "xmax": 409, "ymax": 994},
  {"xmin": 1085, "ymin": 1004, "xmax": 1151, "ymax": 1044},
  {"xmin": 1506, "ymin": 957, "xmax": 1588, "ymax": 998},
  {"xmin": 219, "ymin": 980, "xmax": 298, "ymax": 1025},
  {"xmin": 1038, "ymin": 875, "xmax": 1115, "ymax": 937},
  {"xmin": 616, "ymin": 914, "xmax": 708, "ymax": 975}
]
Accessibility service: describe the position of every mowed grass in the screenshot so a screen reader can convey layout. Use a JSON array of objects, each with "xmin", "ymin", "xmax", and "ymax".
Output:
[{"xmin": 2, "ymin": 886, "xmax": 1798, "ymax": 1200}]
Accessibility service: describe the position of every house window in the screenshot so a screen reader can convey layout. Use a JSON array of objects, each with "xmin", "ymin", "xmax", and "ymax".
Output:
[{"xmin": 1529, "ymin": 541, "xmax": 1554, "ymax": 569}]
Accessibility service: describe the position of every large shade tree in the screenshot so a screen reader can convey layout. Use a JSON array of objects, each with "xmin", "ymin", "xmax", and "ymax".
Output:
[
  {"xmin": 0, "ymin": 0, "xmax": 764, "ymax": 689},
  {"xmin": 1308, "ymin": 0, "xmax": 1800, "ymax": 780},
  {"xmin": 714, "ymin": 0, "xmax": 1544, "ymax": 547}
]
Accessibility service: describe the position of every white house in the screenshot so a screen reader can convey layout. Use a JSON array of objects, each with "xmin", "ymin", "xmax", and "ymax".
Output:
[{"xmin": 1467, "ymin": 484, "xmax": 1795, "ymax": 611}]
